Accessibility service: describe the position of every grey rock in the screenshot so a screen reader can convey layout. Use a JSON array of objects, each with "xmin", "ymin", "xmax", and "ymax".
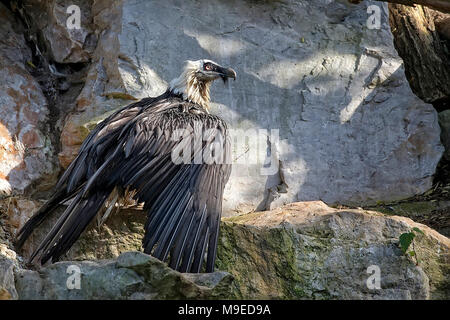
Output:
[
  {"xmin": 14, "ymin": 251, "xmax": 235, "ymax": 300},
  {"xmin": 57, "ymin": 0, "xmax": 443, "ymax": 216}
]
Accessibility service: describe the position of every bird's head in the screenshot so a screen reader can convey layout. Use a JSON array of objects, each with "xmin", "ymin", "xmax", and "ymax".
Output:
[
  {"xmin": 191, "ymin": 59, "xmax": 237, "ymax": 83},
  {"xmin": 169, "ymin": 59, "xmax": 236, "ymax": 111}
]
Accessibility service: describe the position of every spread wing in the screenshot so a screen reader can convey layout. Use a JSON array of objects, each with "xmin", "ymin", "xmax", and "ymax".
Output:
[
  {"xmin": 116, "ymin": 105, "xmax": 231, "ymax": 273},
  {"xmin": 16, "ymin": 92, "xmax": 231, "ymax": 273}
]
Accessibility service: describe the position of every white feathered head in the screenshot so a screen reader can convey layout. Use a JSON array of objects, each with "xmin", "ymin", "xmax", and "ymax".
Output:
[{"xmin": 170, "ymin": 59, "xmax": 236, "ymax": 110}]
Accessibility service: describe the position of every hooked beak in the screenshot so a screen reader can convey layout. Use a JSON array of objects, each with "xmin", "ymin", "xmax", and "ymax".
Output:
[{"xmin": 217, "ymin": 66, "xmax": 237, "ymax": 83}]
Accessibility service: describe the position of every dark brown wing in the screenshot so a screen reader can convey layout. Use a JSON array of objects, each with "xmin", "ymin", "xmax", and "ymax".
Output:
[
  {"xmin": 16, "ymin": 91, "xmax": 231, "ymax": 273},
  {"xmin": 123, "ymin": 108, "xmax": 231, "ymax": 272}
]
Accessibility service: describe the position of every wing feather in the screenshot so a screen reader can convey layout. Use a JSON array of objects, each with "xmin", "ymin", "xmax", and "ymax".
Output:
[
  {"xmin": 118, "ymin": 106, "xmax": 231, "ymax": 272},
  {"xmin": 17, "ymin": 91, "xmax": 231, "ymax": 272}
]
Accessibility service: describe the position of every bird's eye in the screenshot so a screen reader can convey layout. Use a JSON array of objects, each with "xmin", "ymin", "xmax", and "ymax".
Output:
[{"xmin": 204, "ymin": 64, "xmax": 213, "ymax": 71}]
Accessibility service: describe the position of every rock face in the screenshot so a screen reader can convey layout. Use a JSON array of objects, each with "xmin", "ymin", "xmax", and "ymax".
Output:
[
  {"xmin": 22, "ymin": 0, "xmax": 96, "ymax": 64},
  {"xmin": 52, "ymin": 0, "xmax": 443, "ymax": 215},
  {"xmin": 4, "ymin": 198, "xmax": 42, "ymax": 238},
  {"xmin": 0, "ymin": 3, "xmax": 56, "ymax": 196},
  {"xmin": 4, "ymin": 201, "xmax": 449, "ymax": 300}
]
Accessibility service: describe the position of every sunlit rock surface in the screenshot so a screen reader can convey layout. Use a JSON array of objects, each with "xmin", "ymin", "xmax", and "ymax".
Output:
[{"xmin": 53, "ymin": 0, "xmax": 443, "ymax": 214}]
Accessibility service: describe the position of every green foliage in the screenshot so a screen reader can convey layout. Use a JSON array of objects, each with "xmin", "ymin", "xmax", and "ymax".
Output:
[
  {"xmin": 398, "ymin": 227, "xmax": 423, "ymax": 265},
  {"xmin": 399, "ymin": 232, "xmax": 415, "ymax": 254}
]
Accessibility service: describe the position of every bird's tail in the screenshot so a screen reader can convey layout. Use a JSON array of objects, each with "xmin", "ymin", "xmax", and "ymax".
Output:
[
  {"xmin": 29, "ymin": 188, "xmax": 112, "ymax": 265},
  {"xmin": 15, "ymin": 188, "xmax": 68, "ymax": 250}
]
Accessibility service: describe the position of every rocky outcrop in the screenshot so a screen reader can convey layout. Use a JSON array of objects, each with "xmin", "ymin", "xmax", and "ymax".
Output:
[
  {"xmin": 2, "ymin": 201, "xmax": 449, "ymax": 300},
  {"xmin": 0, "ymin": 0, "xmax": 443, "ymax": 213},
  {"xmin": 22, "ymin": 0, "xmax": 96, "ymax": 64},
  {"xmin": 46, "ymin": 0, "xmax": 443, "ymax": 214},
  {"xmin": 57, "ymin": 0, "xmax": 126, "ymax": 168},
  {"xmin": 0, "ymin": 3, "xmax": 56, "ymax": 197}
]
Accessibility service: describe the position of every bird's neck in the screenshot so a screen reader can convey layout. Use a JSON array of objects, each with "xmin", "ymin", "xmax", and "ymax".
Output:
[{"xmin": 169, "ymin": 71, "xmax": 211, "ymax": 111}]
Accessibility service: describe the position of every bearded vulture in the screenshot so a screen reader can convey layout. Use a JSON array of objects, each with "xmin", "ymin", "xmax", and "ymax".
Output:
[{"xmin": 15, "ymin": 59, "xmax": 236, "ymax": 273}]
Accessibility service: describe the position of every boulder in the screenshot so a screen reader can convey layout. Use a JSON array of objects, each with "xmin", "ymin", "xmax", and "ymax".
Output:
[
  {"xmin": 14, "ymin": 251, "xmax": 235, "ymax": 300},
  {"xmin": 368, "ymin": 199, "xmax": 450, "ymax": 238},
  {"xmin": 217, "ymin": 201, "xmax": 449, "ymax": 299},
  {"xmin": 50, "ymin": 0, "xmax": 443, "ymax": 214},
  {"xmin": 13, "ymin": 200, "xmax": 448, "ymax": 300}
]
